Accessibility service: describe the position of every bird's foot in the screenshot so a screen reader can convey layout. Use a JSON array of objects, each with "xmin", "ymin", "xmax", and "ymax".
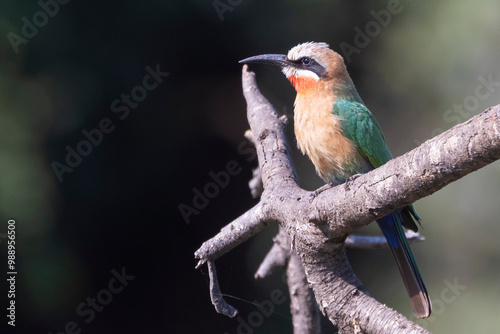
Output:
[
  {"xmin": 309, "ymin": 182, "xmax": 334, "ymax": 202},
  {"xmin": 344, "ymin": 174, "xmax": 362, "ymax": 191}
]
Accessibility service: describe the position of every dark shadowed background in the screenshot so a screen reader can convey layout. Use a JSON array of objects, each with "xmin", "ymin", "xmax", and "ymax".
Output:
[{"xmin": 0, "ymin": 0, "xmax": 499, "ymax": 333}]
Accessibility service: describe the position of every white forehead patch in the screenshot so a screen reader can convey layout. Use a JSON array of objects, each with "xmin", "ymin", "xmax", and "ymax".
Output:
[{"xmin": 286, "ymin": 42, "xmax": 330, "ymax": 61}]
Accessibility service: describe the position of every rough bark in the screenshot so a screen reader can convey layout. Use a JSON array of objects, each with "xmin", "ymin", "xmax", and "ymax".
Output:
[
  {"xmin": 195, "ymin": 65, "xmax": 500, "ymax": 333},
  {"xmin": 255, "ymin": 227, "xmax": 322, "ymax": 334},
  {"xmin": 287, "ymin": 251, "xmax": 322, "ymax": 334}
]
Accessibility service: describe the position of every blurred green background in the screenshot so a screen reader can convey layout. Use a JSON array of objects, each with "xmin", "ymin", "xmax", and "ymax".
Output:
[{"xmin": 0, "ymin": 0, "xmax": 499, "ymax": 333}]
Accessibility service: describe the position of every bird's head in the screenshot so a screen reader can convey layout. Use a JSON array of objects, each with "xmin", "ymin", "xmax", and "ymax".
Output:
[{"xmin": 239, "ymin": 42, "xmax": 348, "ymax": 93}]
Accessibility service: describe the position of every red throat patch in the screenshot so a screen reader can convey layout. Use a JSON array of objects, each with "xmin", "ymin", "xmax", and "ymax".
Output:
[{"xmin": 288, "ymin": 75, "xmax": 316, "ymax": 92}]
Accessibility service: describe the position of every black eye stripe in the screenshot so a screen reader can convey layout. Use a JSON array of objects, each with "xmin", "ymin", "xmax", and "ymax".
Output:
[
  {"xmin": 292, "ymin": 57, "xmax": 314, "ymax": 66},
  {"xmin": 289, "ymin": 57, "xmax": 327, "ymax": 78}
]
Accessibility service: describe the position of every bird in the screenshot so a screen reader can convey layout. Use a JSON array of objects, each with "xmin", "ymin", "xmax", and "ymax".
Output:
[{"xmin": 239, "ymin": 42, "xmax": 431, "ymax": 319}]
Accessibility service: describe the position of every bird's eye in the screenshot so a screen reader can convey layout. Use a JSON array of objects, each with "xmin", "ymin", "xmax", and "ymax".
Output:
[{"xmin": 301, "ymin": 57, "xmax": 312, "ymax": 65}]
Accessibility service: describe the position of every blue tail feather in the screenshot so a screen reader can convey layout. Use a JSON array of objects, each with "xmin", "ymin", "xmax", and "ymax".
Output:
[{"xmin": 376, "ymin": 212, "xmax": 431, "ymax": 318}]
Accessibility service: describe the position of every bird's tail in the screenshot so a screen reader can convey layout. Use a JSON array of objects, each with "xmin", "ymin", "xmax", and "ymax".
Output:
[{"xmin": 376, "ymin": 213, "xmax": 432, "ymax": 319}]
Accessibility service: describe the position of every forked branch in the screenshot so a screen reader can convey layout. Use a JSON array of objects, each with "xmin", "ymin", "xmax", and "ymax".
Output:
[{"xmin": 195, "ymin": 65, "xmax": 500, "ymax": 333}]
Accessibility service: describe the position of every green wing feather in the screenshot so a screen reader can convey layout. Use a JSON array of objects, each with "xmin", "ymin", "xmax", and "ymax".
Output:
[
  {"xmin": 333, "ymin": 99, "xmax": 421, "ymax": 231},
  {"xmin": 333, "ymin": 100, "xmax": 392, "ymax": 168}
]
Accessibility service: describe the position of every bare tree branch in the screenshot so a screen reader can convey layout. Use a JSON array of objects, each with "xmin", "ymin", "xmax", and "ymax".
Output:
[
  {"xmin": 195, "ymin": 65, "xmax": 500, "ymax": 333},
  {"xmin": 254, "ymin": 228, "xmax": 290, "ymax": 279},
  {"xmin": 255, "ymin": 226, "xmax": 322, "ymax": 334},
  {"xmin": 287, "ymin": 251, "xmax": 322, "ymax": 334},
  {"xmin": 345, "ymin": 230, "xmax": 424, "ymax": 249},
  {"xmin": 195, "ymin": 202, "xmax": 273, "ymax": 268},
  {"xmin": 244, "ymin": 129, "xmax": 264, "ymax": 199},
  {"xmin": 207, "ymin": 261, "xmax": 238, "ymax": 318}
]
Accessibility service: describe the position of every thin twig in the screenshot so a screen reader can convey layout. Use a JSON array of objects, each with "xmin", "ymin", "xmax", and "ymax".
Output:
[
  {"xmin": 195, "ymin": 202, "xmax": 272, "ymax": 268},
  {"xmin": 255, "ymin": 242, "xmax": 288, "ymax": 279},
  {"xmin": 345, "ymin": 230, "xmax": 424, "ymax": 249},
  {"xmin": 255, "ymin": 228, "xmax": 290, "ymax": 279},
  {"xmin": 208, "ymin": 261, "xmax": 238, "ymax": 318}
]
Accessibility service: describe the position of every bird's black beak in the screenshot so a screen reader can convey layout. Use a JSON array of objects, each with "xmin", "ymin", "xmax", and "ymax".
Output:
[{"xmin": 239, "ymin": 54, "xmax": 292, "ymax": 68}]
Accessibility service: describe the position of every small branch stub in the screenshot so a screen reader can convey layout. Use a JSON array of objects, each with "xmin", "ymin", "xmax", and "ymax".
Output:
[{"xmin": 208, "ymin": 261, "xmax": 238, "ymax": 318}]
